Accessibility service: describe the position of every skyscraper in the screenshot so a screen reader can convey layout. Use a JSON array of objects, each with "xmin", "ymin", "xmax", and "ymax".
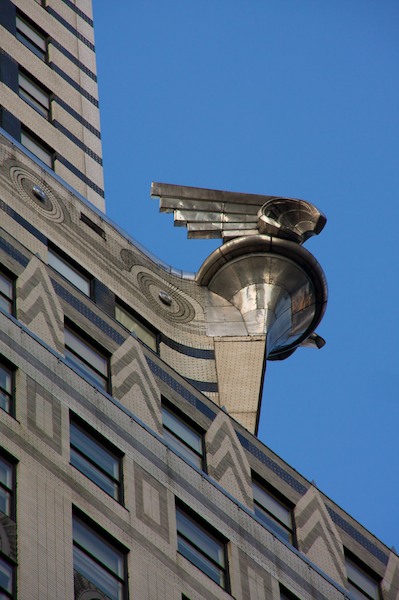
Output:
[{"xmin": 0, "ymin": 2, "xmax": 397, "ymax": 600}]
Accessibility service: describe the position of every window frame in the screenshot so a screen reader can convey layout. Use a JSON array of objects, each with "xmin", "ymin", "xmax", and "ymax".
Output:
[
  {"xmin": 0, "ymin": 358, "xmax": 15, "ymax": 418},
  {"xmin": 0, "ymin": 268, "xmax": 15, "ymax": 317},
  {"xmin": 345, "ymin": 553, "xmax": 381, "ymax": 600},
  {"xmin": 0, "ymin": 449, "xmax": 16, "ymax": 521},
  {"xmin": 176, "ymin": 501, "xmax": 229, "ymax": 591},
  {"xmin": 70, "ymin": 413, "xmax": 123, "ymax": 503},
  {"xmin": 280, "ymin": 585, "xmax": 300, "ymax": 600},
  {"xmin": 115, "ymin": 298, "xmax": 159, "ymax": 353},
  {"xmin": 73, "ymin": 510, "xmax": 128, "ymax": 600},
  {"xmin": 21, "ymin": 127, "xmax": 54, "ymax": 168},
  {"xmin": 64, "ymin": 323, "xmax": 110, "ymax": 393},
  {"xmin": 0, "ymin": 552, "xmax": 16, "ymax": 600},
  {"xmin": 16, "ymin": 12, "xmax": 47, "ymax": 61},
  {"xmin": 252, "ymin": 475, "xmax": 295, "ymax": 545},
  {"xmin": 18, "ymin": 68, "xmax": 51, "ymax": 120},
  {"xmin": 48, "ymin": 245, "xmax": 92, "ymax": 297},
  {"xmin": 162, "ymin": 400, "xmax": 205, "ymax": 471}
]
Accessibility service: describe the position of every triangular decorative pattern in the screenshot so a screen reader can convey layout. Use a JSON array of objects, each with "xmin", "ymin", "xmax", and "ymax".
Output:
[
  {"xmin": 382, "ymin": 551, "xmax": 399, "ymax": 600},
  {"xmin": 111, "ymin": 336, "xmax": 162, "ymax": 434},
  {"xmin": 17, "ymin": 256, "xmax": 64, "ymax": 354},
  {"xmin": 294, "ymin": 486, "xmax": 347, "ymax": 587},
  {"xmin": 205, "ymin": 411, "xmax": 253, "ymax": 509}
]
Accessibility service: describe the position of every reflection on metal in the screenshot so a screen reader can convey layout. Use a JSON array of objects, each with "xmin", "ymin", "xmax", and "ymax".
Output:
[
  {"xmin": 152, "ymin": 182, "xmax": 328, "ymax": 433},
  {"xmin": 159, "ymin": 290, "xmax": 173, "ymax": 306},
  {"xmin": 151, "ymin": 182, "xmax": 326, "ymax": 242},
  {"xmin": 257, "ymin": 197, "xmax": 326, "ymax": 244},
  {"xmin": 32, "ymin": 184, "xmax": 48, "ymax": 203},
  {"xmin": 197, "ymin": 235, "xmax": 327, "ymax": 359},
  {"xmin": 152, "ymin": 182, "xmax": 327, "ymax": 360}
]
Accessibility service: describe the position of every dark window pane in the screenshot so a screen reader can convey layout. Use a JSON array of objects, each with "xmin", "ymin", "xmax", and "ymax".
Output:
[
  {"xmin": 19, "ymin": 71, "xmax": 50, "ymax": 119},
  {"xmin": 162, "ymin": 405, "xmax": 203, "ymax": 469},
  {"xmin": 48, "ymin": 249, "xmax": 90, "ymax": 296},
  {"xmin": 73, "ymin": 516, "xmax": 126, "ymax": 600},
  {"xmin": 253, "ymin": 480, "xmax": 293, "ymax": 543},
  {"xmin": 65, "ymin": 329, "xmax": 107, "ymax": 377},
  {"xmin": 176, "ymin": 506, "xmax": 227, "ymax": 590},
  {"xmin": 0, "ymin": 557, "xmax": 13, "ymax": 594},
  {"xmin": 73, "ymin": 545, "xmax": 122, "ymax": 600},
  {"xmin": 115, "ymin": 303, "xmax": 157, "ymax": 351},
  {"xmin": 0, "ymin": 272, "xmax": 13, "ymax": 316},
  {"xmin": 178, "ymin": 536, "xmax": 225, "ymax": 587},
  {"xmin": 346, "ymin": 557, "xmax": 380, "ymax": 600},
  {"xmin": 21, "ymin": 129, "xmax": 52, "ymax": 167},
  {"xmin": 16, "ymin": 15, "xmax": 46, "ymax": 61},
  {"xmin": 65, "ymin": 328, "xmax": 109, "ymax": 391},
  {"xmin": 71, "ymin": 450, "xmax": 118, "ymax": 498},
  {"xmin": 71, "ymin": 423, "xmax": 119, "ymax": 479},
  {"xmin": 162, "ymin": 408, "xmax": 202, "ymax": 454},
  {"xmin": 0, "ymin": 364, "xmax": 12, "ymax": 415},
  {"xmin": 70, "ymin": 420, "xmax": 121, "ymax": 500}
]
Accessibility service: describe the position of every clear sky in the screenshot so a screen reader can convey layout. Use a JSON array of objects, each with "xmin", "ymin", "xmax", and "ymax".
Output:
[{"xmin": 93, "ymin": 2, "xmax": 399, "ymax": 549}]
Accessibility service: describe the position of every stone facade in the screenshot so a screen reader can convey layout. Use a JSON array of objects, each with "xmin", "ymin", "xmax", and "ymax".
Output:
[{"xmin": 0, "ymin": 2, "xmax": 396, "ymax": 600}]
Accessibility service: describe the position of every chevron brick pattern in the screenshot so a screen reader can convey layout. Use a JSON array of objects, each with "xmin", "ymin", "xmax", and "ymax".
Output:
[
  {"xmin": 111, "ymin": 336, "xmax": 162, "ymax": 434},
  {"xmin": 382, "ymin": 552, "xmax": 399, "ymax": 600},
  {"xmin": 17, "ymin": 257, "xmax": 64, "ymax": 354},
  {"xmin": 205, "ymin": 411, "xmax": 253, "ymax": 509},
  {"xmin": 294, "ymin": 486, "xmax": 347, "ymax": 587}
]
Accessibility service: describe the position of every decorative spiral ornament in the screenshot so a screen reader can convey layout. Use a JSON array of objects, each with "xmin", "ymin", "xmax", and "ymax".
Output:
[
  {"xmin": 137, "ymin": 272, "xmax": 195, "ymax": 323},
  {"xmin": 9, "ymin": 165, "xmax": 65, "ymax": 222}
]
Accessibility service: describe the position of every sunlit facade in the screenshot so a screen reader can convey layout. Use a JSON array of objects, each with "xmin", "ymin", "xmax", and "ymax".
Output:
[{"xmin": 0, "ymin": 2, "xmax": 397, "ymax": 599}]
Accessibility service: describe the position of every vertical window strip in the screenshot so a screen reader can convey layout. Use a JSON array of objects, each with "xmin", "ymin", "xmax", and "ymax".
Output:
[
  {"xmin": 0, "ymin": 272, "xmax": 14, "ymax": 315},
  {"xmin": 16, "ymin": 15, "xmax": 47, "ymax": 61},
  {"xmin": 162, "ymin": 404, "xmax": 204, "ymax": 469},
  {"xmin": 115, "ymin": 302, "xmax": 157, "ymax": 352},
  {"xmin": 65, "ymin": 327, "xmax": 109, "ymax": 391},
  {"xmin": 252, "ymin": 479, "xmax": 294, "ymax": 544},
  {"xmin": 0, "ymin": 362, "xmax": 13, "ymax": 416},
  {"xmin": 346, "ymin": 556, "xmax": 380, "ymax": 600},
  {"xmin": 176, "ymin": 505, "xmax": 228, "ymax": 590},
  {"xmin": 48, "ymin": 248, "xmax": 91, "ymax": 296},
  {"xmin": 73, "ymin": 515, "xmax": 126, "ymax": 600},
  {"xmin": 21, "ymin": 129, "xmax": 53, "ymax": 168},
  {"xmin": 70, "ymin": 417, "xmax": 122, "ymax": 501},
  {"xmin": 0, "ymin": 555, "xmax": 15, "ymax": 599},
  {"xmin": 18, "ymin": 71, "xmax": 50, "ymax": 120},
  {"xmin": 0, "ymin": 454, "xmax": 14, "ymax": 519}
]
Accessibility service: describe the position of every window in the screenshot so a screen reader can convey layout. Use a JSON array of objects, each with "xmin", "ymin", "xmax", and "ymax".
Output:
[
  {"xmin": 0, "ymin": 271, "xmax": 14, "ymax": 316},
  {"xmin": 70, "ymin": 415, "xmax": 123, "ymax": 501},
  {"xmin": 252, "ymin": 477, "xmax": 294, "ymax": 544},
  {"xmin": 65, "ymin": 326, "xmax": 110, "ymax": 392},
  {"xmin": 48, "ymin": 247, "xmax": 91, "ymax": 296},
  {"xmin": 0, "ymin": 453, "xmax": 16, "ymax": 599},
  {"xmin": 346, "ymin": 555, "xmax": 380, "ymax": 600},
  {"xmin": 16, "ymin": 14, "xmax": 47, "ymax": 61},
  {"xmin": 115, "ymin": 301, "xmax": 158, "ymax": 352},
  {"xmin": 0, "ymin": 453, "xmax": 15, "ymax": 519},
  {"xmin": 176, "ymin": 503, "xmax": 228, "ymax": 590},
  {"xmin": 280, "ymin": 585, "xmax": 300, "ymax": 600},
  {"xmin": 73, "ymin": 513, "xmax": 127, "ymax": 600},
  {"xmin": 21, "ymin": 128, "xmax": 53, "ymax": 168},
  {"xmin": 0, "ymin": 555, "xmax": 15, "ymax": 600},
  {"xmin": 162, "ymin": 402, "xmax": 205, "ymax": 470},
  {"xmin": 18, "ymin": 70, "xmax": 50, "ymax": 119},
  {"xmin": 0, "ymin": 361, "xmax": 14, "ymax": 416}
]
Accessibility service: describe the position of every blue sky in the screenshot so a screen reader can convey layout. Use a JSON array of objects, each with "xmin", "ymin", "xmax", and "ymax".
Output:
[{"xmin": 93, "ymin": 2, "xmax": 399, "ymax": 548}]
